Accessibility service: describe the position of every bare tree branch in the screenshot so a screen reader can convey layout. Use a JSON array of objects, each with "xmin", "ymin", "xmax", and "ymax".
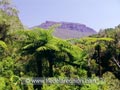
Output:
[{"xmin": 112, "ymin": 57, "xmax": 120, "ymax": 69}]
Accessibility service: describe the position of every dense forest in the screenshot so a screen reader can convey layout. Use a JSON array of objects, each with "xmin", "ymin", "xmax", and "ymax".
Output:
[{"xmin": 0, "ymin": 0, "xmax": 120, "ymax": 90}]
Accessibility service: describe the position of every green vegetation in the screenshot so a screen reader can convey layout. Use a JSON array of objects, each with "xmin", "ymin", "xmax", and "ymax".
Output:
[{"xmin": 0, "ymin": 0, "xmax": 120, "ymax": 90}]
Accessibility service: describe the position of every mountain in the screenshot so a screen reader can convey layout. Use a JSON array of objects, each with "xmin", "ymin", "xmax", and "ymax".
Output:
[{"xmin": 33, "ymin": 21, "xmax": 97, "ymax": 39}]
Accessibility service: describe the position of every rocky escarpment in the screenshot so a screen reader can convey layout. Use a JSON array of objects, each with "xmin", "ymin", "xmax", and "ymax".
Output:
[{"xmin": 34, "ymin": 21, "xmax": 97, "ymax": 39}]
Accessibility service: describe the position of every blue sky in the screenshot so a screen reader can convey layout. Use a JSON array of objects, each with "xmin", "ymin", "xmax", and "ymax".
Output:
[{"xmin": 13, "ymin": 0, "xmax": 120, "ymax": 31}]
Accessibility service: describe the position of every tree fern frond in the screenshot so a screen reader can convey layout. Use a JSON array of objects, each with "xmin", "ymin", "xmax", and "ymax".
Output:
[
  {"xmin": 22, "ymin": 43, "xmax": 35, "ymax": 50},
  {"xmin": 36, "ymin": 46, "xmax": 48, "ymax": 52},
  {"xmin": 45, "ymin": 44, "xmax": 60, "ymax": 51}
]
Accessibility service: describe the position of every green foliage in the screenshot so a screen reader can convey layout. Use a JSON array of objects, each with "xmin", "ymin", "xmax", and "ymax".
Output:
[
  {"xmin": 0, "ymin": 40, "xmax": 7, "ymax": 58},
  {"xmin": 80, "ymin": 84, "xmax": 98, "ymax": 90},
  {"xmin": 0, "ymin": 77, "xmax": 6, "ymax": 90},
  {"xmin": 0, "ymin": 1, "xmax": 120, "ymax": 89},
  {"xmin": 0, "ymin": 40, "xmax": 7, "ymax": 47},
  {"xmin": 42, "ymin": 84, "xmax": 79, "ymax": 90},
  {"xmin": 102, "ymin": 72, "xmax": 120, "ymax": 90}
]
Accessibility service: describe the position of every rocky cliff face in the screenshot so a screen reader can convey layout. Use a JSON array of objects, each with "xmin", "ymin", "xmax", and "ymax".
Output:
[{"xmin": 35, "ymin": 21, "xmax": 97, "ymax": 39}]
